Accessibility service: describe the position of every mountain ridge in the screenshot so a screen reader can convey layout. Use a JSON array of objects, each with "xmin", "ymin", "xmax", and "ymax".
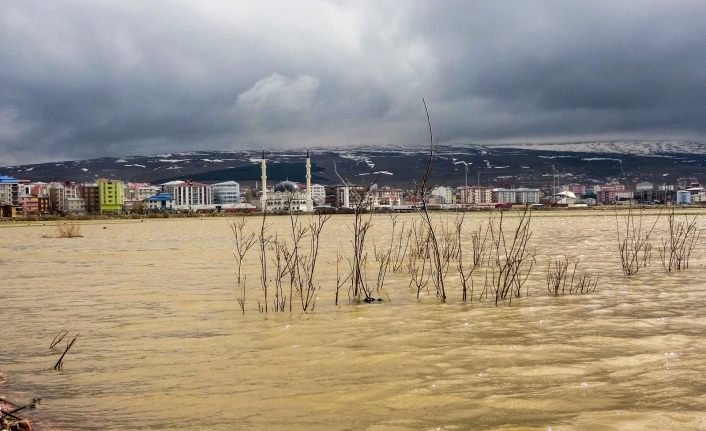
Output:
[{"xmin": 3, "ymin": 141, "xmax": 705, "ymax": 188}]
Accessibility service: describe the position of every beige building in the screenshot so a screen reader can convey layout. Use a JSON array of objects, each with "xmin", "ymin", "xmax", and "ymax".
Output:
[{"xmin": 458, "ymin": 186, "xmax": 493, "ymax": 206}]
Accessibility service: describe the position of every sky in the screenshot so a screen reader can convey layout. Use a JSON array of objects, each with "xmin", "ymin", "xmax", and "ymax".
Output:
[{"xmin": 1, "ymin": 0, "xmax": 705, "ymax": 166}]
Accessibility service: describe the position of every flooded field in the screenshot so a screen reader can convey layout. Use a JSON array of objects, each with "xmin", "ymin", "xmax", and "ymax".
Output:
[{"xmin": 2, "ymin": 211, "xmax": 706, "ymax": 430}]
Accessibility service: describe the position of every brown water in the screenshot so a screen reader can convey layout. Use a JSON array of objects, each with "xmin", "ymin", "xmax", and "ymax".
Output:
[{"xmin": 2, "ymin": 212, "xmax": 706, "ymax": 430}]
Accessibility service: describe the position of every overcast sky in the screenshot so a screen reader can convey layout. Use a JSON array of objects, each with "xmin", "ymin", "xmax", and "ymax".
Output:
[{"xmin": 1, "ymin": 1, "xmax": 705, "ymax": 165}]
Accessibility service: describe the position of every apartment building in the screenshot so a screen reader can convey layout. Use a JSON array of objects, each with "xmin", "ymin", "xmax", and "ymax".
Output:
[
  {"xmin": 97, "ymin": 179, "xmax": 124, "ymax": 213},
  {"xmin": 458, "ymin": 186, "xmax": 493, "ymax": 206},
  {"xmin": 161, "ymin": 180, "xmax": 213, "ymax": 211},
  {"xmin": 492, "ymin": 188, "xmax": 541, "ymax": 204}
]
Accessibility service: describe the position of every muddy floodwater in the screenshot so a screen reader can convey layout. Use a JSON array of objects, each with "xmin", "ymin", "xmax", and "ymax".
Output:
[{"xmin": 2, "ymin": 211, "xmax": 706, "ymax": 430}]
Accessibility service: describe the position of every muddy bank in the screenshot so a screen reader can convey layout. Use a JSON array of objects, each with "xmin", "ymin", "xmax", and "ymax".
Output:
[{"xmin": 1, "ymin": 373, "xmax": 38, "ymax": 431}]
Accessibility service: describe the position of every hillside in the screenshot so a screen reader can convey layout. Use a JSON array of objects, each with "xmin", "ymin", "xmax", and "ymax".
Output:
[{"xmin": 2, "ymin": 142, "xmax": 705, "ymax": 188}]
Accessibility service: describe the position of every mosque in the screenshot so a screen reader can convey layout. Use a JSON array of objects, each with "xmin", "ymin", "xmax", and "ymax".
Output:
[{"xmin": 258, "ymin": 151, "xmax": 314, "ymax": 213}]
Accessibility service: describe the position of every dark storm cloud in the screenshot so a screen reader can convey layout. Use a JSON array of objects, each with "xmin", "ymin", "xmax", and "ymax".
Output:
[{"xmin": 1, "ymin": 1, "xmax": 705, "ymax": 165}]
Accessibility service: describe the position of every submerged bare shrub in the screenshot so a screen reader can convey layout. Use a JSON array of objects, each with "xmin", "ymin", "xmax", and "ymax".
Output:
[
  {"xmin": 334, "ymin": 164, "xmax": 379, "ymax": 302},
  {"xmin": 481, "ymin": 209, "xmax": 536, "ymax": 305},
  {"xmin": 407, "ymin": 252, "xmax": 430, "ymax": 300},
  {"xmin": 231, "ymin": 217, "xmax": 257, "ymax": 313},
  {"xmin": 231, "ymin": 217, "xmax": 257, "ymax": 286},
  {"xmin": 271, "ymin": 235, "xmax": 289, "ymax": 312},
  {"xmin": 455, "ymin": 214, "xmax": 487, "ymax": 302},
  {"xmin": 659, "ymin": 207, "xmax": 700, "ymax": 272},
  {"xmin": 413, "ymin": 99, "xmax": 448, "ymax": 301},
  {"xmin": 390, "ymin": 216, "xmax": 412, "ymax": 273},
  {"xmin": 298, "ymin": 213, "xmax": 330, "ymax": 311},
  {"xmin": 546, "ymin": 255, "xmax": 598, "ymax": 295},
  {"xmin": 615, "ymin": 207, "xmax": 659, "ymax": 276},
  {"xmin": 257, "ymin": 215, "xmax": 273, "ymax": 313}
]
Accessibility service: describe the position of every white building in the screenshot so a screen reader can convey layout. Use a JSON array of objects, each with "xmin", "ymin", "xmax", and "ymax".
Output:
[
  {"xmin": 677, "ymin": 190, "xmax": 692, "ymax": 204},
  {"xmin": 258, "ymin": 151, "xmax": 314, "ymax": 213},
  {"xmin": 554, "ymin": 191, "xmax": 577, "ymax": 205},
  {"xmin": 310, "ymin": 184, "xmax": 326, "ymax": 206},
  {"xmin": 492, "ymin": 188, "xmax": 541, "ymax": 204},
  {"xmin": 265, "ymin": 181, "xmax": 311, "ymax": 212},
  {"xmin": 160, "ymin": 180, "xmax": 214, "ymax": 211},
  {"xmin": 125, "ymin": 183, "xmax": 160, "ymax": 201},
  {"xmin": 635, "ymin": 182, "xmax": 654, "ymax": 192},
  {"xmin": 431, "ymin": 186, "xmax": 454, "ymax": 204},
  {"xmin": 212, "ymin": 181, "xmax": 241, "ymax": 207}
]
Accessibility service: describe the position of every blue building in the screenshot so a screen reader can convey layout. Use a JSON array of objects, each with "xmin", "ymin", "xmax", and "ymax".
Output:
[{"xmin": 145, "ymin": 192, "xmax": 174, "ymax": 211}]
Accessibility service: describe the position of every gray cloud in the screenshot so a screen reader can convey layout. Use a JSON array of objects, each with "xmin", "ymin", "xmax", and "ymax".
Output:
[{"xmin": 1, "ymin": 0, "xmax": 705, "ymax": 165}]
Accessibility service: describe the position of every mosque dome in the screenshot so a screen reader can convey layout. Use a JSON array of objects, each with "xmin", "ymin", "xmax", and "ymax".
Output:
[{"xmin": 274, "ymin": 180, "xmax": 300, "ymax": 192}]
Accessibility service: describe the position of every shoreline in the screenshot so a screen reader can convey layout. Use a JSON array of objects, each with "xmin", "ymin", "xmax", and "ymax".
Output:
[
  {"xmin": 1, "ymin": 204, "xmax": 705, "ymax": 227},
  {"xmin": 0, "ymin": 373, "xmax": 35, "ymax": 431}
]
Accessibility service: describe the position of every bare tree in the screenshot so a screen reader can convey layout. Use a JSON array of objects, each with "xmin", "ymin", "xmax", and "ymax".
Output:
[
  {"xmin": 545, "ymin": 255, "xmax": 597, "ymax": 295},
  {"xmin": 257, "ymin": 214, "xmax": 273, "ymax": 313},
  {"xmin": 455, "ymin": 214, "xmax": 487, "ymax": 302},
  {"xmin": 230, "ymin": 217, "xmax": 257, "ymax": 314},
  {"xmin": 615, "ymin": 207, "xmax": 659, "ymax": 276},
  {"xmin": 414, "ymin": 99, "xmax": 447, "ymax": 301},
  {"xmin": 483, "ymin": 209, "xmax": 536, "ymax": 305},
  {"xmin": 334, "ymin": 164, "xmax": 380, "ymax": 302},
  {"xmin": 659, "ymin": 206, "xmax": 700, "ymax": 272}
]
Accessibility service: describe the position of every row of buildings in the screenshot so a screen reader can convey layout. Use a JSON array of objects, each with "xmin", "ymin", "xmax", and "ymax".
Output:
[
  {"xmin": 2, "ymin": 156, "xmax": 705, "ymax": 216},
  {"xmin": 0, "ymin": 176, "xmax": 253, "ymax": 217}
]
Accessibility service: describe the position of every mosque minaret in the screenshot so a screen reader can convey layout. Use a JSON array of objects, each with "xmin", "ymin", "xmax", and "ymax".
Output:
[{"xmin": 258, "ymin": 151, "xmax": 315, "ymax": 213}]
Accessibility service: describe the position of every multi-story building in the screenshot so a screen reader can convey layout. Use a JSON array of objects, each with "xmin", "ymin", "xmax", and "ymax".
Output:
[
  {"xmin": 64, "ymin": 197, "xmax": 86, "ymax": 214},
  {"xmin": 0, "ymin": 176, "xmax": 19, "ymax": 207},
  {"xmin": 122, "ymin": 183, "xmax": 157, "ymax": 213},
  {"xmin": 562, "ymin": 183, "xmax": 587, "ymax": 196},
  {"xmin": 635, "ymin": 182, "xmax": 654, "ymax": 192},
  {"xmin": 48, "ymin": 182, "xmax": 80, "ymax": 213},
  {"xmin": 310, "ymin": 184, "xmax": 326, "ymax": 206},
  {"xmin": 492, "ymin": 188, "xmax": 541, "ymax": 204},
  {"xmin": 212, "ymin": 181, "xmax": 241, "ymax": 207},
  {"xmin": 19, "ymin": 196, "xmax": 39, "ymax": 214},
  {"xmin": 161, "ymin": 180, "xmax": 213, "ymax": 211},
  {"xmin": 97, "ymin": 179, "xmax": 124, "ymax": 213},
  {"xmin": 596, "ymin": 183, "xmax": 629, "ymax": 204},
  {"xmin": 125, "ymin": 183, "xmax": 160, "ymax": 201},
  {"xmin": 458, "ymin": 186, "xmax": 493, "ymax": 206},
  {"xmin": 431, "ymin": 186, "xmax": 454, "ymax": 205},
  {"xmin": 79, "ymin": 183, "xmax": 100, "ymax": 213},
  {"xmin": 370, "ymin": 186, "xmax": 403, "ymax": 208}
]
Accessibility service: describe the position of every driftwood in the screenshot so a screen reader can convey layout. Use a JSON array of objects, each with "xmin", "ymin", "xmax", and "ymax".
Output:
[
  {"xmin": 53, "ymin": 334, "xmax": 78, "ymax": 370},
  {"xmin": 49, "ymin": 330, "xmax": 68, "ymax": 349}
]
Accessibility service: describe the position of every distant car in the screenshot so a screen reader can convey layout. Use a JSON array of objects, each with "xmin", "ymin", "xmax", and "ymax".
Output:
[{"xmin": 495, "ymin": 202, "xmax": 512, "ymax": 209}]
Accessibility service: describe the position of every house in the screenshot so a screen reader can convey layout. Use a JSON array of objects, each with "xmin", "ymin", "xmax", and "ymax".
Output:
[{"xmin": 145, "ymin": 192, "xmax": 174, "ymax": 211}]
